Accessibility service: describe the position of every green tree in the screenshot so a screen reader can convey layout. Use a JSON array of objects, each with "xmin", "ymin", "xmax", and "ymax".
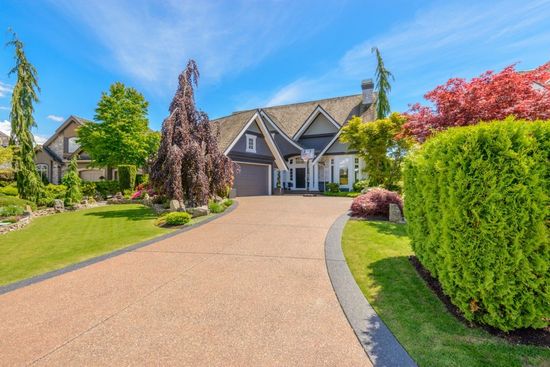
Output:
[
  {"xmin": 372, "ymin": 47, "xmax": 394, "ymax": 119},
  {"xmin": 77, "ymin": 82, "xmax": 160, "ymax": 168},
  {"xmin": 7, "ymin": 31, "xmax": 42, "ymax": 202},
  {"xmin": 62, "ymin": 156, "xmax": 82, "ymax": 205},
  {"xmin": 340, "ymin": 113, "xmax": 412, "ymax": 191}
]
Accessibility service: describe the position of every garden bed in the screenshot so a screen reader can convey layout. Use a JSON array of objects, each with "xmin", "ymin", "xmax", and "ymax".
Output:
[{"xmin": 409, "ymin": 256, "xmax": 549, "ymax": 347}]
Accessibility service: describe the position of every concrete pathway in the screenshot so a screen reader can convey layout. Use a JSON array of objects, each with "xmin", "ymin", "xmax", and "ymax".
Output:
[{"xmin": 0, "ymin": 196, "xmax": 370, "ymax": 366}]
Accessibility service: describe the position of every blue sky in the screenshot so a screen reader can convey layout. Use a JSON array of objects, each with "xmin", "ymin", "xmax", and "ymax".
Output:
[{"xmin": 1, "ymin": 0, "xmax": 549, "ymax": 143}]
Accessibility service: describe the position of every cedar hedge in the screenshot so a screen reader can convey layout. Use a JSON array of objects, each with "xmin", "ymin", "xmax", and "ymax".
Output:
[
  {"xmin": 403, "ymin": 118, "xmax": 549, "ymax": 331},
  {"xmin": 118, "ymin": 165, "xmax": 137, "ymax": 191}
]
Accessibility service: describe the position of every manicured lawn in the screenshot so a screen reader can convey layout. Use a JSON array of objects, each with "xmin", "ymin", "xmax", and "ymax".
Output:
[
  {"xmin": 342, "ymin": 220, "xmax": 550, "ymax": 367},
  {"xmin": 0, "ymin": 204, "xmax": 174, "ymax": 286}
]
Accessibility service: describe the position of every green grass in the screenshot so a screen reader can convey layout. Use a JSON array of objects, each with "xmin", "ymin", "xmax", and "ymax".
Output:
[
  {"xmin": 322, "ymin": 191, "xmax": 361, "ymax": 198},
  {"xmin": 342, "ymin": 220, "xmax": 550, "ymax": 367},
  {"xmin": 0, "ymin": 204, "xmax": 174, "ymax": 286}
]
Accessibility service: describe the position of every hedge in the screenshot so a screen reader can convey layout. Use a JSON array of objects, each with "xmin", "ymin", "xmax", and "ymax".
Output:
[
  {"xmin": 403, "ymin": 118, "xmax": 549, "ymax": 331},
  {"xmin": 118, "ymin": 165, "xmax": 137, "ymax": 191}
]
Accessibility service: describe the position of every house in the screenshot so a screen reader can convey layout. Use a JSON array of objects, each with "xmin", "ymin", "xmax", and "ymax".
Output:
[
  {"xmin": 213, "ymin": 80, "xmax": 376, "ymax": 196},
  {"xmin": 0, "ymin": 130, "xmax": 8, "ymax": 147},
  {"xmin": 35, "ymin": 116, "xmax": 116, "ymax": 184}
]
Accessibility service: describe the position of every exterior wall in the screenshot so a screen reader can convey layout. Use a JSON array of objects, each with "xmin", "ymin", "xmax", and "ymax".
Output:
[
  {"xmin": 49, "ymin": 135, "xmax": 65, "ymax": 158},
  {"xmin": 297, "ymin": 135, "xmax": 334, "ymax": 153},
  {"xmin": 230, "ymin": 123, "xmax": 272, "ymax": 157},
  {"xmin": 302, "ymin": 114, "xmax": 338, "ymax": 135},
  {"xmin": 273, "ymin": 133, "xmax": 301, "ymax": 158},
  {"xmin": 326, "ymin": 138, "xmax": 353, "ymax": 154}
]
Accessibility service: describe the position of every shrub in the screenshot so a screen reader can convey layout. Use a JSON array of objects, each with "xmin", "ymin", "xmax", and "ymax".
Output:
[
  {"xmin": 0, "ymin": 205, "xmax": 24, "ymax": 217},
  {"xmin": 164, "ymin": 211, "xmax": 191, "ymax": 225},
  {"xmin": 352, "ymin": 179, "xmax": 369, "ymax": 192},
  {"xmin": 403, "ymin": 118, "xmax": 549, "ymax": 331},
  {"xmin": 135, "ymin": 173, "xmax": 149, "ymax": 187},
  {"xmin": 221, "ymin": 198, "xmax": 233, "ymax": 208},
  {"xmin": 95, "ymin": 180, "xmax": 119, "ymax": 197},
  {"xmin": 81, "ymin": 181, "xmax": 97, "ymax": 197},
  {"xmin": 350, "ymin": 188, "xmax": 402, "ymax": 217},
  {"xmin": 325, "ymin": 182, "xmax": 340, "ymax": 193},
  {"xmin": 0, "ymin": 183, "xmax": 18, "ymax": 196},
  {"xmin": 0, "ymin": 196, "xmax": 36, "ymax": 211},
  {"xmin": 208, "ymin": 200, "xmax": 225, "ymax": 213},
  {"xmin": 62, "ymin": 157, "xmax": 82, "ymax": 205},
  {"xmin": 37, "ymin": 184, "xmax": 67, "ymax": 207},
  {"xmin": 118, "ymin": 165, "xmax": 137, "ymax": 191}
]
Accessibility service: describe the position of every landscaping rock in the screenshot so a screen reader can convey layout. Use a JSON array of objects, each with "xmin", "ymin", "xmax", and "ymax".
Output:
[
  {"xmin": 114, "ymin": 192, "xmax": 124, "ymax": 200},
  {"xmin": 152, "ymin": 204, "xmax": 170, "ymax": 215},
  {"xmin": 389, "ymin": 203, "xmax": 404, "ymax": 223},
  {"xmin": 53, "ymin": 199, "xmax": 64, "ymax": 212},
  {"xmin": 142, "ymin": 193, "xmax": 151, "ymax": 206},
  {"xmin": 186, "ymin": 206, "xmax": 209, "ymax": 218},
  {"xmin": 24, "ymin": 205, "xmax": 33, "ymax": 214},
  {"xmin": 169, "ymin": 199, "xmax": 185, "ymax": 212},
  {"xmin": 214, "ymin": 195, "xmax": 223, "ymax": 203}
]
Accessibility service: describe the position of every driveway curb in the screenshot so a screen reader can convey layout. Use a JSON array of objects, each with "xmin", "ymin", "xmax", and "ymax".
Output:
[
  {"xmin": 325, "ymin": 213, "xmax": 417, "ymax": 367},
  {"xmin": 0, "ymin": 202, "xmax": 238, "ymax": 296}
]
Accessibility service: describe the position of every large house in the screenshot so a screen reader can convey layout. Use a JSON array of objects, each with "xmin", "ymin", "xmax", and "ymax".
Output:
[
  {"xmin": 213, "ymin": 80, "xmax": 375, "ymax": 196},
  {"xmin": 35, "ymin": 116, "xmax": 116, "ymax": 184}
]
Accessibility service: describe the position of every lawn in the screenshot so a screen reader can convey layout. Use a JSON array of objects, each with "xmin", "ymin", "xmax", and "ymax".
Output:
[
  {"xmin": 342, "ymin": 220, "xmax": 550, "ymax": 367},
  {"xmin": 322, "ymin": 191, "xmax": 361, "ymax": 198},
  {"xmin": 0, "ymin": 204, "xmax": 174, "ymax": 286}
]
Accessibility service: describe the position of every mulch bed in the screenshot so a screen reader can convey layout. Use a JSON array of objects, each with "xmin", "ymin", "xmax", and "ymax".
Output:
[{"xmin": 409, "ymin": 256, "xmax": 549, "ymax": 348}]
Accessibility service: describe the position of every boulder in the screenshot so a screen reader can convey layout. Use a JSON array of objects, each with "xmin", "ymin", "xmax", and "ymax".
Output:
[
  {"xmin": 24, "ymin": 205, "xmax": 33, "ymax": 214},
  {"xmin": 389, "ymin": 203, "xmax": 404, "ymax": 223},
  {"xmin": 114, "ymin": 192, "xmax": 124, "ymax": 200},
  {"xmin": 53, "ymin": 199, "xmax": 64, "ymax": 212},
  {"xmin": 186, "ymin": 206, "xmax": 209, "ymax": 218},
  {"xmin": 169, "ymin": 199, "xmax": 185, "ymax": 212}
]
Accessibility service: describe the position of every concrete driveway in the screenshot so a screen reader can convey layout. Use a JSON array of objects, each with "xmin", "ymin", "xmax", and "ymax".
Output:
[{"xmin": 0, "ymin": 196, "xmax": 370, "ymax": 366}]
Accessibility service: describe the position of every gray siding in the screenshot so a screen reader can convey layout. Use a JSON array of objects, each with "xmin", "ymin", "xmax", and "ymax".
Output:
[
  {"xmin": 273, "ymin": 133, "xmax": 301, "ymax": 157},
  {"xmin": 303, "ymin": 113, "xmax": 339, "ymax": 135},
  {"xmin": 297, "ymin": 135, "xmax": 334, "ymax": 153}
]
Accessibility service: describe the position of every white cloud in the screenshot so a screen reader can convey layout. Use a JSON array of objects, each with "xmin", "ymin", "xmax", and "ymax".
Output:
[
  {"xmin": 47, "ymin": 114, "xmax": 65, "ymax": 122},
  {"xmin": 0, "ymin": 120, "xmax": 48, "ymax": 145},
  {"xmin": 49, "ymin": 0, "xmax": 345, "ymax": 93},
  {"xmin": 0, "ymin": 82, "xmax": 13, "ymax": 98},
  {"xmin": 0, "ymin": 106, "xmax": 9, "ymax": 111},
  {"xmin": 261, "ymin": 0, "xmax": 550, "ymax": 110},
  {"xmin": 0, "ymin": 120, "xmax": 10, "ymax": 136}
]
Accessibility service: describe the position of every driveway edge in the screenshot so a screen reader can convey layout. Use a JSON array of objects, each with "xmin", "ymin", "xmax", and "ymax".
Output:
[
  {"xmin": 0, "ymin": 202, "xmax": 239, "ymax": 296},
  {"xmin": 325, "ymin": 213, "xmax": 417, "ymax": 367}
]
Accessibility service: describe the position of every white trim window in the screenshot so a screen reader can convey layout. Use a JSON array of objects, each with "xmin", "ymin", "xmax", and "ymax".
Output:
[
  {"xmin": 67, "ymin": 137, "xmax": 80, "ymax": 153},
  {"xmin": 245, "ymin": 134, "xmax": 257, "ymax": 153},
  {"xmin": 36, "ymin": 163, "xmax": 48, "ymax": 181}
]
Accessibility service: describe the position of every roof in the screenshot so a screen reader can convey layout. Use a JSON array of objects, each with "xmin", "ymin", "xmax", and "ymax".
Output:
[
  {"xmin": 212, "ymin": 94, "xmax": 375, "ymax": 151},
  {"xmin": 42, "ymin": 115, "xmax": 92, "ymax": 148}
]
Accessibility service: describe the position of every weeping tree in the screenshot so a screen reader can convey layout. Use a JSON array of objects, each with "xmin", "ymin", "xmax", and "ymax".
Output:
[
  {"xmin": 8, "ymin": 31, "xmax": 42, "ymax": 202},
  {"xmin": 150, "ymin": 60, "xmax": 234, "ymax": 207},
  {"xmin": 372, "ymin": 47, "xmax": 394, "ymax": 119}
]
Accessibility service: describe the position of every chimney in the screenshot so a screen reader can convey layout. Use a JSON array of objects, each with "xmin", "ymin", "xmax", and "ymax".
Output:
[{"xmin": 361, "ymin": 79, "xmax": 374, "ymax": 105}]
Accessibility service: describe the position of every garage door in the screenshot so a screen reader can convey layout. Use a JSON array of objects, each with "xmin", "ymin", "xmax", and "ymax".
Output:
[
  {"xmin": 233, "ymin": 163, "xmax": 269, "ymax": 196},
  {"xmin": 79, "ymin": 169, "xmax": 105, "ymax": 182}
]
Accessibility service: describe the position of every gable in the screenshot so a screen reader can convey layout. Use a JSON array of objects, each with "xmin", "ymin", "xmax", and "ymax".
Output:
[
  {"xmin": 228, "ymin": 121, "xmax": 273, "ymax": 157},
  {"xmin": 302, "ymin": 113, "xmax": 339, "ymax": 136}
]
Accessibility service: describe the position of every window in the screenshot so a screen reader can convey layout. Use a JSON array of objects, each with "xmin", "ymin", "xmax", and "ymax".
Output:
[
  {"xmin": 289, "ymin": 159, "xmax": 294, "ymax": 164},
  {"xmin": 290, "ymin": 168, "xmax": 294, "ymax": 181},
  {"xmin": 354, "ymin": 158, "xmax": 360, "ymax": 181},
  {"xmin": 245, "ymin": 134, "xmax": 256, "ymax": 153},
  {"xmin": 67, "ymin": 137, "xmax": 80, "ymax": 153},
  {"xmin": 36, "ymin": 164, "xmax": 48, "ymax": 181},
  {"xmin": 339, "ymin": 158, "xmax": 349, "ymax": 186},
  {"xmin": 330, "ymin": 159, "xmax": 334, "ymax": 182}
]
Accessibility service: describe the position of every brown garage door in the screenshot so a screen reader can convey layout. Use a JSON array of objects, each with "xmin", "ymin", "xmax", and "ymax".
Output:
[{"xmin": 233, "ymin": 163, "xmax": 269, "ymax": 196}]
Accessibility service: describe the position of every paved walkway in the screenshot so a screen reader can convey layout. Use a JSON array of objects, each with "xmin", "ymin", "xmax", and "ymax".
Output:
[{"xmin": 0, "ymin": 196, "xmax": 370, "ymax": 366}]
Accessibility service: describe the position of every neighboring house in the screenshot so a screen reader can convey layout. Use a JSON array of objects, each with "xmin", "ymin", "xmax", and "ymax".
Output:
[
  {"xmin": 0, "ymin": 130, "xmax": 8, "ymax": 147},
  {"xmin": 213, "ymin": 79, "xmax": 376, "ymax": 196},
  {"xmin": 35, "ymin": 116, "xmax": 116, "ymax": 184}
]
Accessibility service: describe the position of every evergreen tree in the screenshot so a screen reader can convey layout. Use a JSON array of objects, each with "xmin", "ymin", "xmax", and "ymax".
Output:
[
  {"xmin": 150, "ymin": 60, "xmax": 233, "ymax": 207},
  {"xmin": 62, "ymin": 156, "xmax": 82, "ymax": 205},
  {"xmin": 372, "ymin": 47, "xmax": 394, "ymax": 119},
  {"xmin": 7, "ymin": 31, "xmax": 42, "ymax": 202}
]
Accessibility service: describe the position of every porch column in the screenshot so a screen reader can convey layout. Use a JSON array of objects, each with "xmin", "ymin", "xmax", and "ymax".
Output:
[{"xmin": 308, "ymin": 161, "xmax": 317, "ymax": 191}]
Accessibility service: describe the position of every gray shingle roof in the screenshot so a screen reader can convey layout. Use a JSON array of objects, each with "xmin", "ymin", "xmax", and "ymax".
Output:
[{"xmin": 212, "ymin": 94, "xmax": 375, "ymax": 151}]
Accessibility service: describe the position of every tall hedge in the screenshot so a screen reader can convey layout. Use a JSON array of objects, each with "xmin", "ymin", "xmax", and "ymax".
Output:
[
  {"xmin": 118, "ymin": 165, "xmax": 137, "ymax": 191},
  {"xmin": 403, "ymin": 118, "xmax": 549, "ymax": 331}
]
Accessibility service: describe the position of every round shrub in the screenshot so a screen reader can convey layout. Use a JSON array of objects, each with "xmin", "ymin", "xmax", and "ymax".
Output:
[
  {"xmin": 350, "ymin": 188, "xmax": 403, "ymax": 217},
  {"xmin": 352, "ymin": 179, "xmax": 369, "ymax": 192},
  {"xmin": 164, "ymin": 211, "xmax": 191, "ymax": 225},
  {"xmin": 403, "ymin": 118, "xmax": 549, "ymax": 331},
  {"xmin": 208, "ymin": 201, "xmax": 225, "ymax": 214}
]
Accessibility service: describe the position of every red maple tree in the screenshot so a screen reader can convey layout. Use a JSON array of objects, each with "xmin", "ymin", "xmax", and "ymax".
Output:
[{"xmin": 404, "ymin": 62, "xmax": 550, "ymax": 141}]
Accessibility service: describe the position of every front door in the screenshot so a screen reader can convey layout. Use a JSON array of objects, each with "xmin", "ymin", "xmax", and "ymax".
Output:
[{"xmin": 295, "ymin": 167, "xmax": 306, "ymax": 189}]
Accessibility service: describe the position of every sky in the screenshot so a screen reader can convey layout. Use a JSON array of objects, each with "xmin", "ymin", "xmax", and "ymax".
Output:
[{"xmin": 0, "ymin": 0, "xmax": 549, "ymax": 143}]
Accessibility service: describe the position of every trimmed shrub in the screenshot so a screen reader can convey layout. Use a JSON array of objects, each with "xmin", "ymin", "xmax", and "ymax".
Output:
[
  {"xmin": 62, "ymin": 157, "xmax": 82, "ymax": 205},
  {"xmin": 81, "ymin": 181, "xmax": 97, "ymax": 197},
  {"xmin": 164, "ymin": 211, "xmax": 191, "ymax": 225},
  {"xmin": 403, "ymin": 118, "xmax": 549, "ymax": 331},
  {"xmin": 118, "ymin": 165, "xmax": 137, "ymax": 191},
  {"xmin": 208, "ymin": 200, "xmax": 225, "ymax": 213},
  {"xmin": 352, "ymin": 179, "xmax": 369, "ymax": 192},
  {"xmin": 350, "ymin": 188, "xmax": 403, "ymax": 217},
  {"xmin": 221, "ymin": 198, "xmax": 234, "ymax": 208},
  {"xmin": 0, "ymin": 183, "xmax": 18, "ymax": 196},
  {"xmin": 37, "ymin": 184, "xmax": 67, "ymax": 207},
  {"xmin": 95, "ymin": 180, "xmax": 119, "ymax": 197},
  {"xmin": 325, "ymin": 182, "xmax": 340, "ymax": 193}
]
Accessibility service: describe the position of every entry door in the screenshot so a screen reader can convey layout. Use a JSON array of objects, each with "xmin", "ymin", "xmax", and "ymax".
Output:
[{"xmin": 295, "ymin": 167, "xmax": 306, "ymax": 189}]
